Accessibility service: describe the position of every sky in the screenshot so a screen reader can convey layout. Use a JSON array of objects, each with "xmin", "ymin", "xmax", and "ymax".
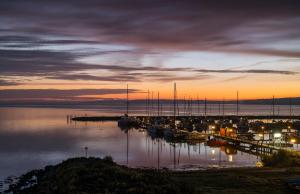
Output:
[{"xmin": 0, "ymin": 0, "xmax": 300, "ymax": 102}]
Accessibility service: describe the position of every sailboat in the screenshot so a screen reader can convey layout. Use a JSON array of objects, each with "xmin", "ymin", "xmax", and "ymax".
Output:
[
  {"xmin": 118, "ymin": 84, "xmax": 139, "ymax": 128},
  {"xmin": 163, "ymin": 83, "xmax": 188, "ymax": 141},
  {"xmin": 147, "ymin": 92, "xmax": 165, "ymax": 137}
]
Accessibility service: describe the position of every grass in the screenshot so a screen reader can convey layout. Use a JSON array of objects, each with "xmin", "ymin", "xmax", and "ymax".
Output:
[
  {"xmin": 262, "ymin": 150, "xmax": 300, "ymax": 167},
  {"xmin": 6, "ymin": 156, "xmax": 300, "ymax": 194}
]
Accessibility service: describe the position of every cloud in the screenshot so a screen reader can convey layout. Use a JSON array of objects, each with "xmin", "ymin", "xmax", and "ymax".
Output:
[
  {"xmin": 0, "ymin": 45, "xmax": 295, "ymax": 86},
  {"xmin": 0, "ymin": 0, "xmax": 299, "ymax": 88},
  {"xmin": 47, "ymin": 73, "xmax": 141, "ymax": 82},
  {"xmin": 223, "ymin": 76, "xmax": 247, "ymax": 82},
  {"xmin": 1, "ymin": 0, "xmax": 300, "ymax": 57},
  {"xmin": 0, "ymin": 47, "xmax": 195, "ymax": 83},
  {"xmin": 0, "ymin": 89, "xmax": 142, "ymax": 100},
  {"xmin": 0, "ymin": 35, "xmax": 102, "ymax": 48},
  {"xmin": 195, "ymin": 69, "xmax": 297, "ymax": 75},
  {"xmin": 0, "ymin": 49, "xmax": 96, "ymax": 76},
  {"xmin": 147, "ymin": 74, "xmax": 211, "ymax": 82},
  {"xmin": 0, "ymin": 79, "xmax": 21, "ymax": 86}
]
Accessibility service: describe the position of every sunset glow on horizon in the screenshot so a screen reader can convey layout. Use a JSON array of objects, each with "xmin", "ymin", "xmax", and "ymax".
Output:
[{"xmin": 1, "ymin": 0, "xmax": 300, "ymax": 102}]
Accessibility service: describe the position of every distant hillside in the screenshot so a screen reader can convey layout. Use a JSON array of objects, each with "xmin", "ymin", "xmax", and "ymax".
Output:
[
  {"xmin": 0, "ymin": 97, "xmax": 300, "ymax": 107},
  {"xmin": 237, "ymin": 97, "xmax": 300, "ymax": 105}
]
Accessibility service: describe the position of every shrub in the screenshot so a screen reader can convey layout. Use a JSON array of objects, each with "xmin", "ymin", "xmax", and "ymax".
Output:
[{"xmin": 262, "ymin": 150, "xmax": 300, "ymax": 167}]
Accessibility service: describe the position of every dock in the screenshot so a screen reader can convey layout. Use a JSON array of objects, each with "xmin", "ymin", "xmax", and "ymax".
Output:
[
  {"xmin": 71, "ymin": 116, "xmax": 121, "ymax": 121},
  {"xmin": 213, "ymin": 134, "xmax": 299, "ymax": 155},
  {"xmin": 71, "ymin": 115, "xmax": 300, "ymax": 122}
]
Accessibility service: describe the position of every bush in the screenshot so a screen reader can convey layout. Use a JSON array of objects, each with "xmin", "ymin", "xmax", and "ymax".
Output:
[
  {"xmin": 262, "ymin": 150, "xmax": 300, "ymax": 167},
  {"xmin": 7, "ymin": 156, "xmax": 191, "ymax": 194}
]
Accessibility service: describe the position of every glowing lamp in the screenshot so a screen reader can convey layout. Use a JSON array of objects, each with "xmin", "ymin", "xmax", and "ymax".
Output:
[
  {"xmin": 291, "ymin": 138, "xmax": 296, "ymax": 143},
  {"xmin": 274, "ymin": 133, "xmax": 281, "ymax": 138}
]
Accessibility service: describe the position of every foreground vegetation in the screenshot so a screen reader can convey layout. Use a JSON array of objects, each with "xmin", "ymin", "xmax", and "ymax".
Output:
[
  {"xmin": 262, "ymin": 150, "xmax": 300, "ymax": 167},
  {"xmin": 7, "ymin": 155, "xmax": 300, "ymax": 194}
]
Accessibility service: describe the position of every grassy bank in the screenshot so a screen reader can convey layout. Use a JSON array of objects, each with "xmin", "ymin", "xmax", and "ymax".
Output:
[
  {"xmin": 7, "ymin": 156, "xmax": 300, "ymax": 194},
  {"xmin": 262, "ymin": 150, "xmax": 300, "ymax": 167}
]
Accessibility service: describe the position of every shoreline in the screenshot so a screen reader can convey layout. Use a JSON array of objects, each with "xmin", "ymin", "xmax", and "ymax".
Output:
[{"xmin": 6, "ymin": 157, "xmax": 300, "ymax": 194}]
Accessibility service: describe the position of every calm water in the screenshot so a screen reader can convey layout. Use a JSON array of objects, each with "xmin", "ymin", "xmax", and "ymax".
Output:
[{"xmin": 1, "ymin": 105, "xmax": 300, "ymax": 187}]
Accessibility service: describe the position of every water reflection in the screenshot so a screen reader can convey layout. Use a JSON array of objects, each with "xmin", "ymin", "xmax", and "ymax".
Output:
[
  {"xmin": 121, "ymin": 126, "xmax": 259, "ymax": 171},
  {"xmin": 0, "ymin": 108, "xmax": 260, "ymax": 185}
]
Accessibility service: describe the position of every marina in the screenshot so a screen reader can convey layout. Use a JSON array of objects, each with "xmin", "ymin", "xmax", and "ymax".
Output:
[
  {"xmin": 71, "ymin": 84, "xmax": 300, "ymax": 157},
  {"xmin": 1, "ymin": 84, "xmax": 300, "ymax": 193},
  {"xmin": 1, "ymin": 98, "xmax": 300, "ymax": 192},
  {"xmin": 73, "ymin": 114, "xmax": 300, "ymax": 155},
  {"xmin": 2, "ymin": 1, "xmax": 300, "ymax": 192}
]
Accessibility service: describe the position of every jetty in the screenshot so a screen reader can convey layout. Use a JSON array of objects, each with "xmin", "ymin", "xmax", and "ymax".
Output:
[
  {"xmin": 72, "ymin": 116, "xmax": 121, "ymax": 121},
  {"xmin": 72, "ymin": 115, "xmax": 300, "ymax": 122},
  {"xmin": 213, "ymin": 134, "xmax": 281, "ymax": 155}
]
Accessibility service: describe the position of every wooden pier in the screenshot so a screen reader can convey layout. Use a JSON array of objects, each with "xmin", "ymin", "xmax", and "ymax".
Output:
[
  {"xmin": 71, "ymin": 115, "xmax": 300, "ymax": 122},
  {"xmin": 213, "ymin": 134, "xmax": 298, "ymax": 155}
]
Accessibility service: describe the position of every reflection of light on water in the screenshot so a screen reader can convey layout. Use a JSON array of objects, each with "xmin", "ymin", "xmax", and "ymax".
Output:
[
  {"xmin": 291, "ymin": 138, "xmax": 296, "ymax": 143},
  {"xmin": 211, "ymin": 149, "xmax": 215, "ymax": 160},
  {"xmin": 256, "ymin": 161, "xmax": 263, "ymax": 167},
  {"xmin": 226, "ymin": 148, "xmax": 230, "ymax": 153},
  {"xmin": 228, "ymin": 155, "xmax": 233, "ymax": 162}
]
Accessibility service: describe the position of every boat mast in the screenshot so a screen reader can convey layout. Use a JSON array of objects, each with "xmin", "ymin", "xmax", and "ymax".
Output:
[
  {"xmin": 272, "ymin": 95, "xmax": 275, "ymax": 118},
  {"xmin": 222, "ymin": 97, "xmax": 225, "ymax": 119},
  {"xmin": 236, "ymin": 90, "xmax": 239, "ymax": 116},
  {"xmin": 183, "ymin": 96, "xmax": 186, "ymax": 116},
  {"xmin": 157, "ymin": 92, "xmax": 160, "ymax": 116},
  {"xmin": 289, "ymin": 98, "xmax": 292, "ymax": 117},
  {"xmin": 146, "ymin": 89, "xmax": 149, "ymax": 116},
  {"xmin": 204, "ymin": 97, "xmax": 207, "ymax": 117},
  {"xmin": 173, "ymin": 83, "xmax": 177, "ymax": 127},
  {"xmin": 126, "ymin": 84, "xmax": 129, "ymax": 115},
  {"xmin": 197, "ymin": 95, "xmax": 200, "ymax": 116},
  {"xmin": 218, "ymin": 100, "xmax": 221, "ymax": 117},
  {"xmin": 148, "ymin": 90, "xmax": 150, "ymax": 117},
  {"xmin": 177, "ymin": 96, "xmax": 180, "ymax": 117},
  {"xmin": 151, "ymin": 91, "xmax": 154, "ymax": 116},
  {"xmin": 161, "ymin": 101, "xmax": 163, "ymax": 116},
  {"xmin": 190, "ymin": 97, "xmax": 193, "ymax": 116}
]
